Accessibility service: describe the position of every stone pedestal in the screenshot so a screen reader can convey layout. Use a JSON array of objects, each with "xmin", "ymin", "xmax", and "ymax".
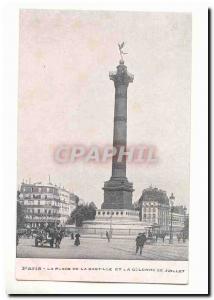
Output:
[
  {"xmin": 82, "ymin": 209, "xmax": 148, "ymax": 238},
  {"xmin": 102, "ymin": 177, "xmax": 134, "ymax": 209}
]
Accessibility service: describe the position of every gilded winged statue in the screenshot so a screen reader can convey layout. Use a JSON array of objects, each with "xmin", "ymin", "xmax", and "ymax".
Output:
[{"xmin": 118, "ymin": 42, "xmax": 128, "ymax": 61}]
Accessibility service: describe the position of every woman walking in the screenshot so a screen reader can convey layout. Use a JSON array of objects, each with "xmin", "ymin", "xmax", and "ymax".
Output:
[{"xmin": 74, "ymin": 232, "xmax": 80, "ymax": 246}]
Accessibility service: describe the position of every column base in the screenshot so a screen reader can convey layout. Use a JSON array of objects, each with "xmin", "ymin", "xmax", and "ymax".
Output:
[{"xmin": 102, "ymin": 177, "xmax": 134, "ymax": 210}]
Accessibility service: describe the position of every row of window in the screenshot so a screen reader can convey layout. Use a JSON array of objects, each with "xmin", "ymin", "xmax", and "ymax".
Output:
[
  {"xmin": 143, "ymin": 215, "xmax": 169, "ymax": 225},
  {"xmin": 59, "ymin": 193, "xmax": 69, "ymax": 198},
  {"xmin": 27, "ymin": 209, "xmax": 52, "ymax": 214},
  {"xmin": 22, "ymin": 194, "xmax": 60, "ymax": 200},
  {"xmin": 142, "ymin": 202, "xmax": 157, "ymax": 206},
  {"xmin": 26, "ymin": 208, "xmax": 68, "ymax": 216},
  {"xmin": 24, "ymin": 200, "xmax": 58, "ymax": 206},
  {"xmin": 22, "ymin": 187, "xmax": 57, "ymax": 193},
  {"xmin": 143, "ymin": 208, "xmax": 169, "ymax": 215},
  {"xmin": 22, "ymin": 186, "xmax": 71, "ymax": 196},
  {"xmin": 143, "ymin": 214, "xmax": 156, "ymax": 219},
  {"xmin": 142, "ymin": 202, "xmax": 169, "ymax": 208},
  {"xmin": 143, "ymin": 207, "xmax": 156, "ymax": 212},
  {"xmin": 24, "ymin": 200, "xmax": 69, "ymax": 207}
]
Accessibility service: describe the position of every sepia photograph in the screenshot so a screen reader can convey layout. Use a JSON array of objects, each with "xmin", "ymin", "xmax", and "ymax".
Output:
[
  {"xmin": 16, "ymin": 10, "xmax": 191, "ymax": 264},
  {"xmin": 11, "ymin": 8, "xmax": 197, "ymax": 286}
]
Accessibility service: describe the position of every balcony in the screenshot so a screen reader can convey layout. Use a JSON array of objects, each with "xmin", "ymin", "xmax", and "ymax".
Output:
[{"xmin": 25, "ymin": 212, "xmax": 61, "ymax": 218}]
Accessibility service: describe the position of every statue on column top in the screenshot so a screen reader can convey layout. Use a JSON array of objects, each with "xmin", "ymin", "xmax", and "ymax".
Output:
[{"xmin": 118, "ymin": 42, "xmax": 128, "ymax": 63}]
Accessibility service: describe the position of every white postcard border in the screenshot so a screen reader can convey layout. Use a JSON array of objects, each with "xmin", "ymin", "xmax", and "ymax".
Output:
[{"xmin": 1, "ymin": 0, "xmax": 208, "ymax": 295}]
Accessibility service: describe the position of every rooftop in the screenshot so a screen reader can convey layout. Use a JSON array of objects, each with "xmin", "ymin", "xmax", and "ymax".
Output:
[
  {"xmin": 20, "ymin": 181, "xmax": 71, "ymax": 193},
  {"xmin": 139, "ymin": 186, "xmax": 169, "ymax": 205}
]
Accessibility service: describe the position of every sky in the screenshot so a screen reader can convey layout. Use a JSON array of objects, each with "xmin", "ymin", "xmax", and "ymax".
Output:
[{"xmin": 18, "ymin": 10, "xmax": 191, "ymax": 209}]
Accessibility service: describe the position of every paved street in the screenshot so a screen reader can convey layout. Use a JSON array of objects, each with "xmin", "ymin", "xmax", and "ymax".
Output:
[{"xmin": 17, "ymin": 237, "xmax": 188, "ymax": 260}]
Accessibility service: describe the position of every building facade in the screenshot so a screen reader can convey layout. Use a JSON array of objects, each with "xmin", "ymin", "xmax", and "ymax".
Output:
[
  {"xmin": 18, "ymin": 182, "xmax": 76, "ymax": 228},
  {"xmin": 138, "ymin": 187, "xmax": 188, "ymax": 234},
  {"xmin": 138, "ymin": 187, "xmax": 170, "ymax": 232},
  {"xmin": 170, "ymin": 206, "xmax": 187, "ymax": 233}
]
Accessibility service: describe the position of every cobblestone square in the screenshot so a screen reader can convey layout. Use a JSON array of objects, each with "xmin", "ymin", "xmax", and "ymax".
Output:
[{"xmin": 17, "ymin": 237, "xmax": 188, "ymax": 261}]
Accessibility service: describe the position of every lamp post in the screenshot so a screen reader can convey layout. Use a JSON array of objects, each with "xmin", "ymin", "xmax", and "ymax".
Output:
[
  {"xmin": 183, "ymin": 207, "xmax": 187, "ymax": 225},
  {"xmin": 110, "ymin": 211, "xmax": 113, "ymax": 237},
  {"xmin": 183, "ymin": 206, "xmax": 187, "ymax": 238},
  {"xmin": 169, "ymin": 193, "xmax": 175, "ymax": 244}
]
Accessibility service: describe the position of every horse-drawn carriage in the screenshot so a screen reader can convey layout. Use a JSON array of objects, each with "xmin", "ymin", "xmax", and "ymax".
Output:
[
  {"xmin": 143, "ymin": 225, "xmax": 168, "ymax": 244},
  {"xmin": 35, "ymin": 228, "xmax": 63, "ymax": 248}
]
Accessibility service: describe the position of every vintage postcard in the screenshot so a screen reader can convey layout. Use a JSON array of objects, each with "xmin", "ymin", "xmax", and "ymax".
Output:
[{"xmin": 16, "ymin": 9, "xmax": 191, "ymax": 284}]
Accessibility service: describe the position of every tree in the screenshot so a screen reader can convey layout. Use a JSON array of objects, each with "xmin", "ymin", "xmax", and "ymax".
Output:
[
  {"xmin": 133, "ymin": 200, "xmax": 140, "ymax": 211},
  {"xmin": 17, "ymin": 190, "xmax": 21, "ymax": 200},
  {"xmin": 74, "ymin": 195, "xmax": 80, "ymax": 207},
  {"xmin": 17, "ymin": 201, "xmax": 25, "ymax": 228},
  {"xmin": 67, "ymin": 202, "xmax": 97, "ymax": 227}
]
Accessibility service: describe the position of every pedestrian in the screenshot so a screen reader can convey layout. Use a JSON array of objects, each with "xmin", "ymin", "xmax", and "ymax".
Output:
[
  {"xmin": 106, "ymin": 231, "xmax": 110, "ymax": 242},
  {"xmin": 16, "ymin": 233, "xmax": 19, "ymax": 246},
  {"xmin": 161, "ymin": 232, "xmax": 166, "ymax": 243},
  {"xmin": 136, "ymin": 233, "xmax": 147, "ymax": 255},
  {"xmin": 74, "ymin": 232, "xmax": 80, "ymax": 246},
  {"xmin": 182, "ymin": 231, "xmax": 186, "ymax": 243},
  {"xmin": 55, "ymin": 229, "xmax": 62, "ymax": 248},
  {"xmin": 155, "ymin": 233, "xmax": 158, "ymax": 243},
  {"xmin": 148, "ymin": 230, "xmax": 152, "ymax": 238},
  {"xmin": 71, "ymin": 232, "xmax": 74, "ymax": 240},
  {"xmin": 177, "ymin": 233, "xmax": 181, "ymax": 243}
]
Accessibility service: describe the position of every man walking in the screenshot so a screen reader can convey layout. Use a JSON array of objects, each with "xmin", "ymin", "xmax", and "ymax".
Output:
[
  {"xmin": 136, "ymin": 233, "xmax": 147, "ymax": 255},
  {"xmin": 106, "ymin": 231, "xmax": 110, "ymax": 242}
]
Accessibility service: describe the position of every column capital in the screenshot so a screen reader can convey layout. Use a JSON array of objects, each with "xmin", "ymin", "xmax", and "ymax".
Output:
[{"xmin": 109, "ymin": 60, "xmax": 134, "ymax": 87}]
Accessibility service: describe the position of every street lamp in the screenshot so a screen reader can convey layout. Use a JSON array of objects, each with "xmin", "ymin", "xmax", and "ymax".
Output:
[
  {"xmin": 183, "ymin": 207, "xmax": 187, "ymax": 225},
  {"xmin": 169, "ymin": 193, "xmax": 175, "ymax": 244},
  {"xmin": 109, "ymin": 211, "xmax": 113, "ymax": 237},
  {"xmin": 183, "ymin": 206, "xmax": 187, "ymax": 237}
]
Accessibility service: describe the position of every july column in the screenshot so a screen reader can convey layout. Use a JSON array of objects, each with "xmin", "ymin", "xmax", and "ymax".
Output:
[{"xmin": 109, "ymin": 59, "xmax": 134, "ymax": 179}]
